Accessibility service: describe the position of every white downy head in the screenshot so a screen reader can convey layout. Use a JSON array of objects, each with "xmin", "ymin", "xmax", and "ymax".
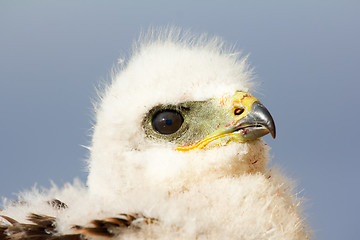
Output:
[{"xmin": 87, "ymin": 28, "xmax": 269, "ymax": 198}]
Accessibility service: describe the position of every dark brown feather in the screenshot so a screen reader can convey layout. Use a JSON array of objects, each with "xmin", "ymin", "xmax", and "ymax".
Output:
[
  {"xmin": 72, "ymin": 213, "xmax": 157, "ymax": 238},
  {"xmin": 0, "ymin": 214, "xmax": 83, "ymax": 240},
  {"xmin": 47, "ymin": 200, "xmax": 68, "ymax": 210},
  {"xmin": 0, "ymin": 225, "xmax": 8, "ymax": 240},
  {"xmin": 1, "ymin": 212, "xmax": 156, "ymax": 239}
]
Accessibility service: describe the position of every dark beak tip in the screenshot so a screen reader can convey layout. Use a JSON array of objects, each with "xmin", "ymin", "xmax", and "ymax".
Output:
[
  {"xmin": 269, "ymin": 123, "xmax": 276, "ymax": 139},
  {"xmin": 271, "ymin": 130, "xmax": 276, "ymax": 139},
  {"xmin": 269, "ymin": 122, "xmax": 276, "ymax": 139}
]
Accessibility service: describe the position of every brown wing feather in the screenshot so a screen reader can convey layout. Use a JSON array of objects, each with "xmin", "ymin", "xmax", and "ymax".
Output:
[
  {"xmin": 1, "ymin": 212, "xmax": 157, "ymax": 240},
  {"xmin": 72, "ymin": 213, "xmax": 157, "ymax": 238},
  {"xmin": 1, "ymin": 198, "xmax": 157, "ymax": 240},
  {"xmin": 0, "ymin": 214, "xmax": 82, "ymax": 240},
  {"xmin": 0, "ymin": 225, "xmax": 8, "ymax": 240}
]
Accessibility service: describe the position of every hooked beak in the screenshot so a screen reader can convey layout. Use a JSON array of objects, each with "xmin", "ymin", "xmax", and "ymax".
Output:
[{"xmin": 234, "ymin": 101, "xmax": 276, "ymax": 140}]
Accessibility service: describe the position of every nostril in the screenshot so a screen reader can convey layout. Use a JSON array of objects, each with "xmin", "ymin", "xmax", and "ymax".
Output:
[{"xmin": 234, "ymin": 108, "xmax": 244, "ymax": 115}]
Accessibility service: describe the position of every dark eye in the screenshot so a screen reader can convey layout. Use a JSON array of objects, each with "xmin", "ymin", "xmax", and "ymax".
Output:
[{"xmin": 152, "ymin": 110, "xmax": 184, "ymax": 134}]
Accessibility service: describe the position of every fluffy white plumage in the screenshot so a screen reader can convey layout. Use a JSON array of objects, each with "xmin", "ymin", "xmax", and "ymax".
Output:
[{"xmin": 0, "ymin": 28, "xmax": 311, "ymax": 240}]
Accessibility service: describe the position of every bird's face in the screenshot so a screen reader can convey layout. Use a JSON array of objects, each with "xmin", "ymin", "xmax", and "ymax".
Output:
[
  {"xmin": 143, "ymin": 91, "xmax": 275, "ymax": 151},
  {"xmin": 87, "ymin": 39, "xmax": 275, "ymax": 197}
]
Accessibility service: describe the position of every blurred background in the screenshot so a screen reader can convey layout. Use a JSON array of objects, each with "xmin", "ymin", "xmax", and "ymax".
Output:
[{"xmin": 0, "ymin": 1, "xmax": 359, "ymax": 239}]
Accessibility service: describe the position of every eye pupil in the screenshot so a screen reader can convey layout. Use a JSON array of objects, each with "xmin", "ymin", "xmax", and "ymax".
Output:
[{"xmin": 152, "ymin": 110, "xmax": 183, "ymax": 134}]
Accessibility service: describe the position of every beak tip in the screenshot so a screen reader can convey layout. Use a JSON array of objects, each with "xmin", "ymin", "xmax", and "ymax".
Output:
[
  {"xmin": 269, "ymin": 125, "xmax": 276, "ymax": 139},
  {"xmin": 270, "ymin": 125, "xmax": 276, "ymax": 139},
  {"xmin": 271, "ymin": 131, "xmax": 276, "ymax": 139}
]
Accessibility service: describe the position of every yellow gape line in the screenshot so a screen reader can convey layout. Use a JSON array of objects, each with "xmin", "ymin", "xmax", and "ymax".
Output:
[{"xmin": 175, "ymin": 133, "xmax": 235, "ymax": 151}]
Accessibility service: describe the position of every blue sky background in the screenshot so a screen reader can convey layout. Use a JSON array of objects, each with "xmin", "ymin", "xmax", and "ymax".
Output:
[{"xmin": 0, "ymin": 1, "xmax": 359, "ymax": 239}]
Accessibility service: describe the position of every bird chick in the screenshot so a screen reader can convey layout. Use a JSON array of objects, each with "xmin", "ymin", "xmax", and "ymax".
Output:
[{"xmin": 0, "ymin": 28, "xmax": 311, "ymax": 240}]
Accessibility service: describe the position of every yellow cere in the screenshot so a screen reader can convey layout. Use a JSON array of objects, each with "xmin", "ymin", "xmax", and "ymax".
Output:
[{"xmin": 231, "ymin": 91, "xmax": 259, "ymax": 117}]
